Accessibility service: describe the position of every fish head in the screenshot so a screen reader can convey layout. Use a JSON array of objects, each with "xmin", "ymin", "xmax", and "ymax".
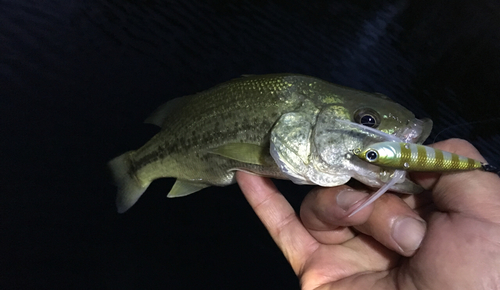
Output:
[
  {"xmin": 309, "ymin": 93, "xmax": 432, "ymax": 192},
  {"xmin": 270, "ymin": 91, "xmax": 432, "ymax": 193},
  {"xmin": 312, "ymin": 93, "xmax": 432, "ymax": 162},
  {"xmin": 337, "ymin": 93, "xmax": 433, "ymax": 144}
]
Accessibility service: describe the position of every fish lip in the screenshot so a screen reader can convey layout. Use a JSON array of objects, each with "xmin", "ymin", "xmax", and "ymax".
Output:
[{"xmin": 397, "ymin": 118, "xmax": 433, "ymax": 144}]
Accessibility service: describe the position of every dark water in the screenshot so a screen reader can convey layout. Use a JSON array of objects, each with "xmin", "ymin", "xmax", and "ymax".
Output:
[{"xmin": 2, "ymin": 0, "xmax": 500, "ymax": 288}]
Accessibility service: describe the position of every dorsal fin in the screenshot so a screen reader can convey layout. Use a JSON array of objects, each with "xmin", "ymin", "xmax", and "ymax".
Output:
[{"xmin": 144, "ymin": 96, "xmax": 192, "ymax": 127}]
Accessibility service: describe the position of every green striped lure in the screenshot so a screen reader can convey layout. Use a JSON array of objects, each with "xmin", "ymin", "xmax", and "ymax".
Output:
[
  {"xmin": 348, "ymin": 141, "xmax": 498, "ymax": 217},
  {"xmin": 353, "ymin": 142, "xmax": 484, "ymax": 172}
]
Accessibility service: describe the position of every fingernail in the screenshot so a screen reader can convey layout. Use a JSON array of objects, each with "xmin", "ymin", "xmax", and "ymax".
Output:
[
  {"xmin": 336, "ymin": 190, "xmax": 368, "ymax": 212},
  {"xmin": 392, "ymin": 217, "xmax": 426, "ymax": 253}
]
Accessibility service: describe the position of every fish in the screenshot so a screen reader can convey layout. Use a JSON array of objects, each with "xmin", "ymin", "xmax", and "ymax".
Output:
[
  {"xmin": 108, "ymin": 73, "xmax": 433, "ymax": 213},
  {"xmin": 347, "ymin": 141, "xmax": 499, "ymax": 216}
]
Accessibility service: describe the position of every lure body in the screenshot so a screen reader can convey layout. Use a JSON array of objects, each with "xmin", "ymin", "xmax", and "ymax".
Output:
[
  {"xmin": 348, "ymin": 141, "xmax": 497, "ymax": 217},
  {"xmin": 355, "ymin": 142, "xmax": 483, "ymax": 171}
]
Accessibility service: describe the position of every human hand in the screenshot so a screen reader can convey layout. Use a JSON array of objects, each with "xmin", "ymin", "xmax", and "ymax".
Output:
[{"xmin": 236, "ymin": 139, "xmax": 500, "ymax": 289}]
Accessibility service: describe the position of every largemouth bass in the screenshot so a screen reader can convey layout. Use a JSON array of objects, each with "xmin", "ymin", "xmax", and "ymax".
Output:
[{"xmin": 109, "ymin": 74, "xmax": 432, "ymax": 213}]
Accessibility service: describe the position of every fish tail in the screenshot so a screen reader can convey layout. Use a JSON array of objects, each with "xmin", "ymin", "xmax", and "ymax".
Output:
[{"xmin": 108, "ymin": 151, "xmax": 150, "ymax": 213}]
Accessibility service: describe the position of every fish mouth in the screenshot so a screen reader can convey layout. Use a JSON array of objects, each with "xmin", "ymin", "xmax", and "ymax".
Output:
[{"xmin": 396, "ymin": 118, "xmax": 433, "ymax": 144}]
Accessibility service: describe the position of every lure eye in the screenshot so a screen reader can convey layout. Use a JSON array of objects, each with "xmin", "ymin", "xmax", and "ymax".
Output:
[
  {"xmin": 353, "ymin": 108, "xmax": 380, "ymax": 128},
  {"xmin": 365, "ymin": 150, "xmax": 379, "ymax": 162}
]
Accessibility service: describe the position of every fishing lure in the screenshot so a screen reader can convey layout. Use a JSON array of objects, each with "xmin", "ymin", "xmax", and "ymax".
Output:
[
  {"xmin": 348, "ymin": 141, "xmax": 499, "ymax": 217},
  {"xmin": 354, "ymin": 141, "xmax": 487, "ymax": 171}
]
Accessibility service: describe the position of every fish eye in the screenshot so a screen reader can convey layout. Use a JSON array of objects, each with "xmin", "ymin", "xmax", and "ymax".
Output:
[
  {"xmin": 353, "ymin": 108, "xmax": 380, "ymax": 128},
  {"xmin": 360, "ymin": 115, "xmax": 376, "ymax": 127},
  {"xmin": 365, "ymin": 150, "xmax": 378, "ymax": 162}
]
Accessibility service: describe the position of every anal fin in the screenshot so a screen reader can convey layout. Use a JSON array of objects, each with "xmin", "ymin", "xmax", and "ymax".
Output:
[{"xmin": 167, "ymin": 179, "xmax": 210, "ymax": 198}]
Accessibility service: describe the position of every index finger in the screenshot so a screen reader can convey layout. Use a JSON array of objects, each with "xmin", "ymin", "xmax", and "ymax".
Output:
[
  {"xmin": 236, "ymin": 171, "xmax": 317, "ymax": 274},
  {"xmin": 410, "ymin": 139, "xmax": 500, "ymax": 221}
]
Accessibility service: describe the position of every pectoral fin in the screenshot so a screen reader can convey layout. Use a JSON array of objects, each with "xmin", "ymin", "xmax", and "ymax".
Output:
[
  {"xmin": 167, "ymin": 179, "xmax": 210, "ymax": 198},
  {"xmin": 208, "ymin": 143, "xmax": 270, "ymax": 165}
]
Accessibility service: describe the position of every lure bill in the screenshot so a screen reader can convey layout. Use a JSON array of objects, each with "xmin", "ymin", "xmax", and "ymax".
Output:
[
  {"xmin": 348, "ymin": 169, "xmax": 406, "ymax": 217},
  {"xmin": 348, "ymin": 141, "xmax": 499, "ymax": 217}
]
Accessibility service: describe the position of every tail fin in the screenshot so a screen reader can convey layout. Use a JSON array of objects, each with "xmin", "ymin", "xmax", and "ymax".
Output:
[{"xmin": 108, "ymin": 151, "xmax": 150, "ymax": 213}]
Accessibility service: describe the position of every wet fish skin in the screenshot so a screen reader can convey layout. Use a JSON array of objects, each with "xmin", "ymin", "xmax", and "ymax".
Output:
[{"xmin": 108, "ymin": 74, "xmax": 430, "ymax": 213}]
